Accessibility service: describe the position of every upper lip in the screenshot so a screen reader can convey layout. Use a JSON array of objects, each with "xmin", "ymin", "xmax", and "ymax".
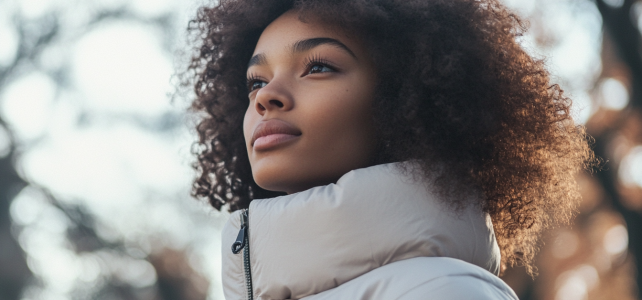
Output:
[{"xmin": 251, "ymin": 119, "xmax": 302, "ymax": 146}]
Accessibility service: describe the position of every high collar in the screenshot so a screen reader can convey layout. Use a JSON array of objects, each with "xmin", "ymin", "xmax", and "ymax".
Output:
[{"xmin": 221, "ymin": 162, "xmax": 501, "ymax": 300}]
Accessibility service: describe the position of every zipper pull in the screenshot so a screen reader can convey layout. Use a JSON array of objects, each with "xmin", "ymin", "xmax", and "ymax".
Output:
[{"xmin": 231, "ymin": 209, "xmax": 248, "ymax": 254}]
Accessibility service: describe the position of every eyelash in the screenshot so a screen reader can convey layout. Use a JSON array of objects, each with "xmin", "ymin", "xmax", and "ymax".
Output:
[
  {"xmin": 303, "ymin": 54, "xmax": 337, "ymax": 74},
  {"xmin": 246, "ymin": 73, "xmax": 265, "ymax": 92},
  {"xmin": 245, "ymin": 54, "xmax": 337, "ymax": 93}
]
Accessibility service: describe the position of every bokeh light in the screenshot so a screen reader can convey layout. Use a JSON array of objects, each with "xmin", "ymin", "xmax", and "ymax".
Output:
[
  {"xmin": 598, "ymin": 78, "xmax": 630, "ymax": 110},
  {"xmin": 619, "ymin": 146, "xmax": 642, "ymax": 188}
]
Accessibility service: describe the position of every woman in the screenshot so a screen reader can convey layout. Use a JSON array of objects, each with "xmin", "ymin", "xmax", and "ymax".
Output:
[{"xmin": 186, "ymin": 0, "xmax": 596, "ymax": 299}]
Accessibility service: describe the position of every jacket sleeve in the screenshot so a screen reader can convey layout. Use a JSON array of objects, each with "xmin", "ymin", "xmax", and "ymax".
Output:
[
  {"xmin": 397, "ymin": 274, "xmax": 518, "ymax": 300},
  {"xmin": 300, "ymin": 257, "xmax": 518, "ymax": 300}
]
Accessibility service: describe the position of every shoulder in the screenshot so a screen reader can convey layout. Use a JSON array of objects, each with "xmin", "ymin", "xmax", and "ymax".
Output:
[
  {"xmin": 397, "ymin": 273, "xmax": 518, "ymax": 300},
  {"xmin": 302, "ymin": 257, "xmax": 518, "ymax": 300}
]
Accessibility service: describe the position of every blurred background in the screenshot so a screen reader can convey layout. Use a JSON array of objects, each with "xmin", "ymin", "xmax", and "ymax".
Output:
[{"xmin": 0, "ymin": 0, "xmax": 640, "ymax": 299}]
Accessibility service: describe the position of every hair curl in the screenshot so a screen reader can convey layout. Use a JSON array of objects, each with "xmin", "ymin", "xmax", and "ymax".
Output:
[{"xmin": 185, "ymin": 0, "xmax": 596, "ymax": 275}]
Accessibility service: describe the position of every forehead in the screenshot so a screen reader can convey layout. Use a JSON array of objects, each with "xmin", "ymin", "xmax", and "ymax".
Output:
[{"xmin": 253, "ymin": 10, "xmax": 359, "ymax": 56}]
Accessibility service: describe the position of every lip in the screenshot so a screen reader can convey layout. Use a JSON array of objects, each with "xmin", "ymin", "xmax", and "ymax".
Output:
[{"xmin": 251, "ymin": 119, "xmax": 302, "ymax": 151}]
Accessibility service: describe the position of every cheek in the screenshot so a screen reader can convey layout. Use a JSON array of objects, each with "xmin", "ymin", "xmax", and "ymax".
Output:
[
  {"xmin": 306, "ymin": 79, "xmax": 376, "ymax": 145},
  {"xmin": 243, "ymin": 105, "xmax": 256, "ymax": 147},
  {"xmin": 329, "ymin": 79, "xmax": 374, "ymax": 125}
]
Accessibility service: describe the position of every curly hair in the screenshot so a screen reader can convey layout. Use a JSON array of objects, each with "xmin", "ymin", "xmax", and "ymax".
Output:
[{"xmin": 185, "ymin": 0, "xmax": 596, "ymax": 275}]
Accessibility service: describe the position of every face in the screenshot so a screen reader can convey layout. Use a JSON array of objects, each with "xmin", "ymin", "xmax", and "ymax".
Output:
[{"xmin": 243, "ymin": 10, "xmax": 378, "ymax": 194}]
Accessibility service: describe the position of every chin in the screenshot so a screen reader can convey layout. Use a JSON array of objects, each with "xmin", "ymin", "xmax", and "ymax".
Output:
[
  {"xmin": 251, "ymin": 160, "xmax": 331, "ymax": 194},
  {"xmin": 254, "ymin": 176, "xmax": 308, "ymax": 195},
  {"xmin": 251, "ymin": 159, "xmax": 298, "ymax": 193}
]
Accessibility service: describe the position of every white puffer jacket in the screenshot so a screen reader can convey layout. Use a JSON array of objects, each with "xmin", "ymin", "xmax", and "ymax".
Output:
[{"xmin": 221, "ymin": 162, "xmax": 519, "ymax": 300}]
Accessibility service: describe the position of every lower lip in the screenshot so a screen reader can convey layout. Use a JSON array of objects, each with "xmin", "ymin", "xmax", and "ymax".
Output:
[{"xmin": 253, "ymin": 134, "xmax": 300, "ymax": 151}]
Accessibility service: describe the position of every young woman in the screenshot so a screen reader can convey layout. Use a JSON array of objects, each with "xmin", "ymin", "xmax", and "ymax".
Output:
[{"xmin": 187, "ymin": 0, "xmax": 596, "ymax": 299}]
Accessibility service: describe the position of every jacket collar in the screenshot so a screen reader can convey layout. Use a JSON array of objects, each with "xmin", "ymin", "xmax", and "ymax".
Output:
[{"xmin": 221, "ymin": 162, "xmax": 501, "ymax": 299}]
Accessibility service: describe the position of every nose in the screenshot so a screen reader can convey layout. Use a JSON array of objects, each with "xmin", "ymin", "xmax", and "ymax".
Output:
[{"xmin": 253, "ymin": 79, "xmax": 294, "ymax": 115}]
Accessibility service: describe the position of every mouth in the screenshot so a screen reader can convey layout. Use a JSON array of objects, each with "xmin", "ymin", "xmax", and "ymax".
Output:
[{"xmin": 251, "ymin": 119, "xmax": 302, "ymax": 151}]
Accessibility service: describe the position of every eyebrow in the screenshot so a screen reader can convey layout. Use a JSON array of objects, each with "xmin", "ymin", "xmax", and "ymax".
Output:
[
  {"xmin": 292, "ymin": 37, "xmax": 357, "ymax": 58},
  {"xmin": 247, "ymin": 37, "xmax": 357, "ymax": 69},
  {"xmin": 247, "ymin": 53, "xmax": 267, "ymax": 69}
]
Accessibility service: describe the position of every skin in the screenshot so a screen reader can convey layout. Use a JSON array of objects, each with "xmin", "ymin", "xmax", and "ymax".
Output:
[{"xmin": 243, "ymin": 10, "xmax": 379, "ymax": 194}]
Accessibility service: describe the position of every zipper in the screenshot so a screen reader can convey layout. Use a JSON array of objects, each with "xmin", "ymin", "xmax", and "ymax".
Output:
[{"xmin": 231, "ymin": 208, "xmax": 253, "ymax": 300}]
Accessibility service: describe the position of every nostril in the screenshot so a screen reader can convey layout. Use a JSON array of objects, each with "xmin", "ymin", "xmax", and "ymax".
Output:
[
  {"xmin": 257, "ymin": 103, "xmax": 266, "ymax": 111},
  {"xmin": 269, "ymin": 100, "xmax": 284, "ymax": 108}
]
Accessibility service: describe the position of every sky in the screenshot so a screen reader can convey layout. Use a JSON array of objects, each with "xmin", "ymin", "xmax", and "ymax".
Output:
[{"xmin": 1, "ymin": 0, "xmax": 228, "ymax": 299}]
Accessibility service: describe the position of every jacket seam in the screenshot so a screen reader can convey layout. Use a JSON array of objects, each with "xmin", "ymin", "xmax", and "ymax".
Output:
[{"xmin": 468, "ymin": 211, "xmax": 479, "ymax": 264}]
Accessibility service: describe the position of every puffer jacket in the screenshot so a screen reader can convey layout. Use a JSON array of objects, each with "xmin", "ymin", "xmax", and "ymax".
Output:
[{"xmin": 221, "ymin": 162, "xmax": 519, "ymax": 300}]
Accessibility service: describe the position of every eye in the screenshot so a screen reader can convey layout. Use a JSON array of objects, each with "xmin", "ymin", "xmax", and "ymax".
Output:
[
  {"xmin": 303, "ymin": 55, "xmax": 337, "ymax": 76},
  {"xmin": 249, "ymin": 80, "xmax": 267, "ymax": 91},
  {"xmin": 246, "ymin": 75, "xmax": 267, "ymax": 92},
  {"xmin": 308, "ymin": 64, "xmax": 334, "ymax": 74}
]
